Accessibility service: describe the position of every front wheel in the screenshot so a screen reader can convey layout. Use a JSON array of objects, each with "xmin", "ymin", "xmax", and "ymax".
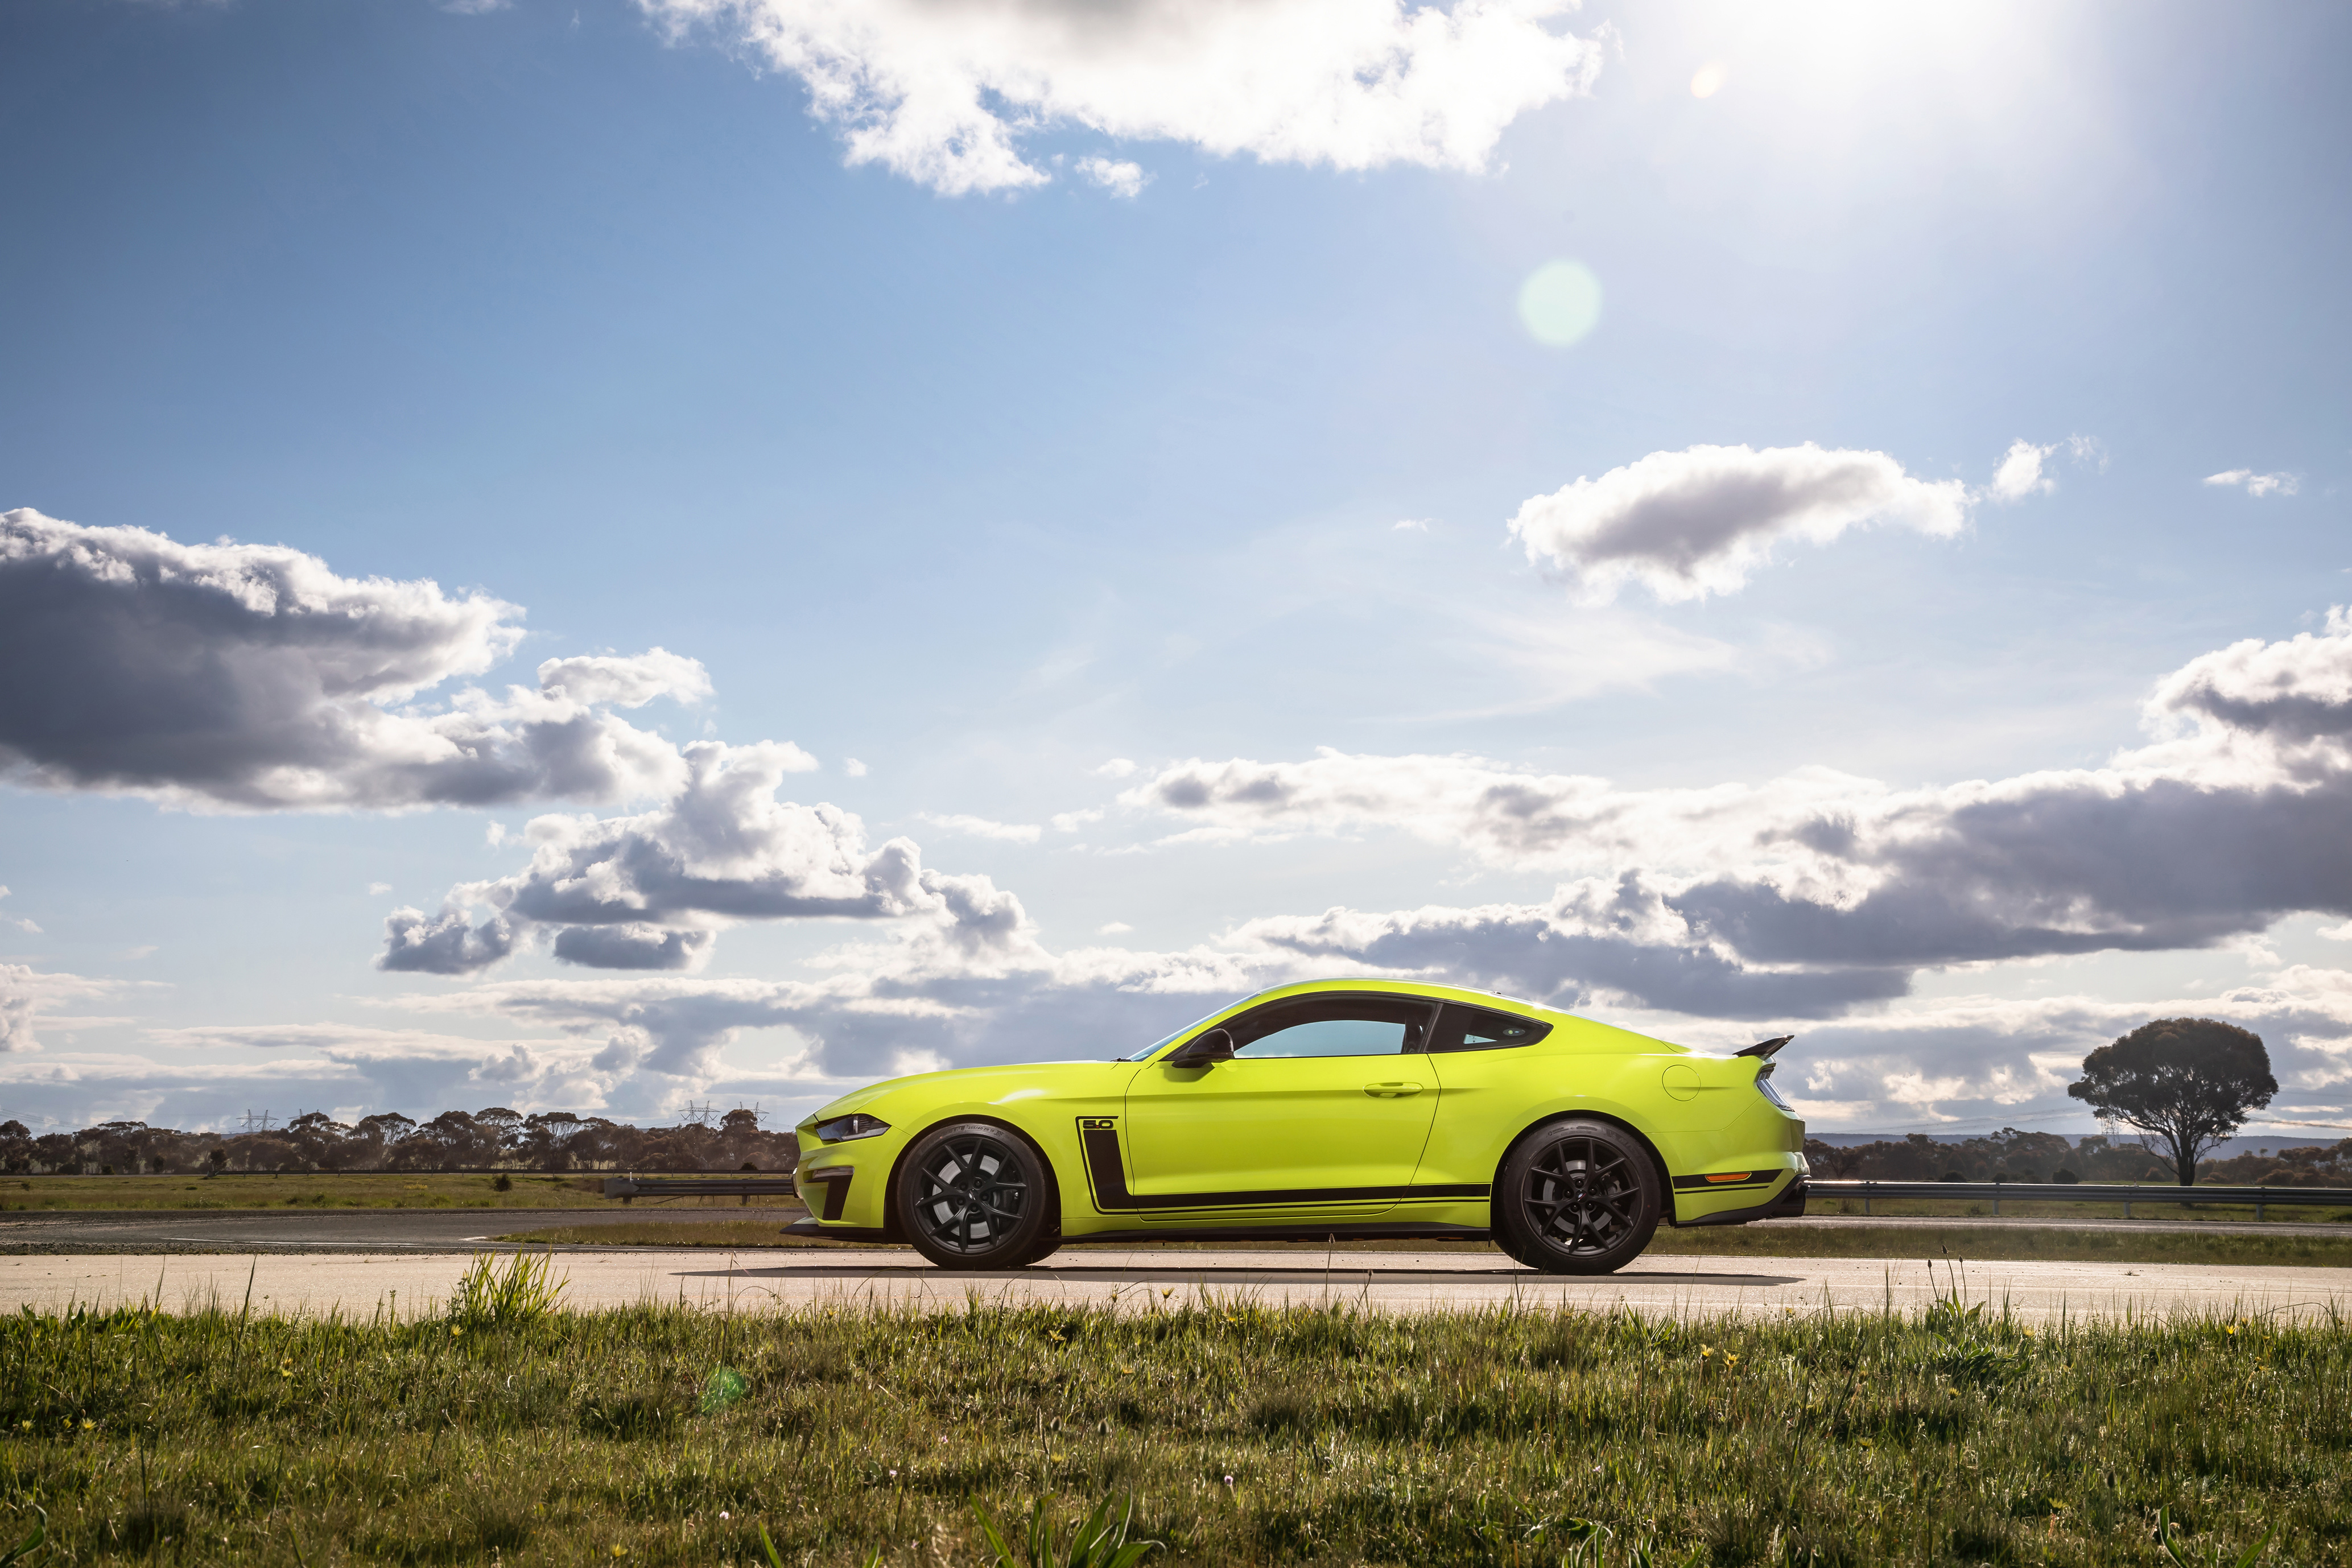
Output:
[
  {"xmin": 893, "ymin": 1121, "xmax": 1057, "ymax": 1270},
  {"xmin": 1492, "ymin": 1119, "xmax": 1662, "ymax": 1276}
]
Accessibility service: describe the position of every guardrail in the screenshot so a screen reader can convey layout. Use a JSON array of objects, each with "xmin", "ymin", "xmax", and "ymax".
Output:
[
  {"xmin": 1808, "ymin": 1179, "xmax": 2352, "ymax": 1220},
  {"xmin": 603, "ymin": 1175, "xmax": 800, "ymax": 1203},
  {"xmin": 595, "ymin": 1173, "xmax": 2352, "ymax": 1223}
]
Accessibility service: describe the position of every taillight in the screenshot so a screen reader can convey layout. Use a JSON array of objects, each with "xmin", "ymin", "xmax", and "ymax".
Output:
[{"xmin": 1754, "ymin": 1063, "xmax": 1793, "ymax": 1113}]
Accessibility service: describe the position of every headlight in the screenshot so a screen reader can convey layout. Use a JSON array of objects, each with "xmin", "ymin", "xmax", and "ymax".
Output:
[{"xmin": 812, "ymin": 1113, "xmax": 891, "ymax": 1143}]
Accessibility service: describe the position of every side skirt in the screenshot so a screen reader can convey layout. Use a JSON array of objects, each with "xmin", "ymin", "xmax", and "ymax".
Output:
[
  {"xmin": 782, "ymin": 1218, "xmax": 892, "ymax": 1243},
  {"xmin": 1068, "ymin": 1221, "xmax": 1493, "ymax": 1245},
  {"xmin": 783, "ymin": 1218, "xmax": 1493, "ymax": 1245}
]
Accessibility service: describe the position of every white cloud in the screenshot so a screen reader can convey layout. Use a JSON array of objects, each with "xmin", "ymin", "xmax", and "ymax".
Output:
[
  {"xmin": 1093, "ymin": 758, "xmax": 1139, "ymax": 779},
  {"xmin": 1098, "ymin": 921, "xmax": 1134, "ymax": 935},
  {"xmin": 1507, "ymin": 443, "xmax": 1973, "ymax": 603},
  {"xmin": 637, "ymin": 0, "xmax": 1604, "ymax": 195},
  {"xmin": 918, "ymin": 812, "xmax": 1045, "ymax": 844},
  {"xmin": 0, "ymin": 964, "xmax": 121, "ymax": 1054},
  {"xmin": 843, "ymin": 757, "xmax": 869, "ymax": 777},
  {"xmin": 1393, "ymin": 517, "xmax": 1432, "ymax": 531},
  {"xmin": 381, "ymin": 742, "xmax": 960, "ymax": 975},
  {"xmin": 2205, "ymin": 469, "xmax": 2299, "ymax": 498},
  {"xmin": 1050, "ymin": 807, "xmax": 1105, "ymax": 832},
  {"xmin": 0, "ymin": 887, "xmax": 36, "ymax": 936},
  {"xmin": 441, "ymin": 0, "xmax": 511, "ymax": 12},
  {"xmin": 0, "ymin": 509, "xmax": 709, "ymax": 811},
  {"xmin": 1073, "ymin": 156, "xmax": 1148, "ymax": 199},
  {"xmin": 1986, "ymin": 438, "xmax": 2056, "ymax": 502},
  {"xmin": 1985, "ymin": 434, "xmax": 2101, "ymax": 504}
]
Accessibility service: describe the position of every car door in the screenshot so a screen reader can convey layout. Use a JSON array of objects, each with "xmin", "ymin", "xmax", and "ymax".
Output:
[
  {"xmin": 1410, "ymin": 1000, "xmax": 1555, "ymax": 1193},
  {"xmin": 1119, "ymin": 993, "xmax": 1441, "ymax": 1222}
]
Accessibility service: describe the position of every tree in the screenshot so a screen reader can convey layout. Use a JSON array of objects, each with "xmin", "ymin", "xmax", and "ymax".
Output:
[{"xmin": 2068, "ymin": 1018, "xmax": 2276, "ymax": 1186}]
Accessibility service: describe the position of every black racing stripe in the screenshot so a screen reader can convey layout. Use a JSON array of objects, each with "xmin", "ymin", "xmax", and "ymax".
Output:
[{"xmin": 1127, "ymin": 1181, "xmax": 1488, "ymax": 1211}]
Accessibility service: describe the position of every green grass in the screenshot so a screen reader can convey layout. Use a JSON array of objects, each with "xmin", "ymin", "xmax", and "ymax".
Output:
[
  {"xmin": 0, "ymin": 1173, "xmax": 629, "ymax": 1212},
  {"xmin": 3, "ymin": 1290, "xmax": 2342, "ymax": 1565},
  {"xmin": 498, "ymin": 1219, "xmax": 2352, "ymax": 1270}
]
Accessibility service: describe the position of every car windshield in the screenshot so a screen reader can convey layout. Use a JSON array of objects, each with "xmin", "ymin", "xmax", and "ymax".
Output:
[{"xmin": 1115, "ymin": 1004, "xmax": 1232, "ymax": 1063}]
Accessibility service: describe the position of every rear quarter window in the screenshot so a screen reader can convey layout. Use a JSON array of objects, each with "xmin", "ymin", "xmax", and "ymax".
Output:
[{"xmin": 1429, "ymin": 1004, "xmax": 1552, "ymax": 1052}]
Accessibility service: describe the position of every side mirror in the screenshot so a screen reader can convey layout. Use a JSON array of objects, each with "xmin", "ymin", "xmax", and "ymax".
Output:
[{"xmin": 1166, "ymin": 1028, "xmax": 1236, "ymax": 1070}]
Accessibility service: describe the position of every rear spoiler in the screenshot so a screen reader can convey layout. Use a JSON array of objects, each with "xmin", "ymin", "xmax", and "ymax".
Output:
[{"xmin": 1735, "ymin": 1034, "xmax": 1794, "ymax": 1061}]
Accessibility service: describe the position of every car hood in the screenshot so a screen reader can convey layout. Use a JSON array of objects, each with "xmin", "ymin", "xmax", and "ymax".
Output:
[{"xmin": 805, "ymin": 1059, "xmax": 1127, "ymax": 1124}]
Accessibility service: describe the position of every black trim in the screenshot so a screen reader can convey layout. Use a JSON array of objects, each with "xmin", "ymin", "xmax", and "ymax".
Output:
[
  {"xmin": 782, "ymin": 1218, "xmax": 892, "ymax": 1243},
  {"xmin": 1675, "ymin": 1177, "xmax": 1807, "ymax": 1228},
  {"xmin": 1076, "ymin": 1115, "xmax": 1486, "ymax": 1213},
  {"xmin": 1735, "ymin": 1034, "xmax": 1794, "ymax": 1060},
  {"xmin": 1672, "ymin": 1171, "xmax": 1779, "ymax": 1192},
  {"xmin": 1070, "ymin": 1221, "xmax": 1493, "ymax": 1245},
  {"xmin": 804, "ymin": 1164, "xmax": 855, "ymax": 1222}
]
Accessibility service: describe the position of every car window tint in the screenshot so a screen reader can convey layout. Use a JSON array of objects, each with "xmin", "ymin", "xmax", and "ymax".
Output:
[
  {"xmin": 1429, "ymin": 1003, "xmax": 1552, "ymax": 1053},
  {"xmin": 1228, "ymin": 997, "xmax": 1434, "ymax": 1058}
]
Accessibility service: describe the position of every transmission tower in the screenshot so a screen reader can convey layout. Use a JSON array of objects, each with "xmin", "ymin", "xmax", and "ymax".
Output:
[
  {"xmin": 240, "ymin": 1109, "xmax": 275, "ymax": 1132},
  {"xmin": 679, "ymin": 1100, "xmax": 716, "ymax": 1128}
]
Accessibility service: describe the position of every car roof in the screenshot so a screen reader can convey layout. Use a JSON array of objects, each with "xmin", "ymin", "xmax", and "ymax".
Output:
[{"xmin": 1237, "ymin": 976, "xmax": 1552, "ymax": 1014}]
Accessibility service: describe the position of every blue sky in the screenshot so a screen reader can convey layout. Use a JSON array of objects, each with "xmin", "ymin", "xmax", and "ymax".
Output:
[{"xmin": 2, "ymin": 0, "xmax": 2349, "ymax": 1140}]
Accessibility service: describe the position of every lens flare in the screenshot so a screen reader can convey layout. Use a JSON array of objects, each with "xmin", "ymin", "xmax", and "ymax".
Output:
[
  {"xmin": 1690, "ymin": 63, "xmax": 1728, "ymax": 98},
  {"xmin": 1516, "ymin": 260, "xmax": 1603, "ymax": 348}
]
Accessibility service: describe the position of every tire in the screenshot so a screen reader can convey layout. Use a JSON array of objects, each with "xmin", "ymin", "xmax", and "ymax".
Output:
[
  {"xmin": 893, "ymin": 1121, "xmax": 1056, "ymax": 1270},
  {"xmin": 1492, "ymin": 1119, "xmax": 1662, "ymax": 1276}
]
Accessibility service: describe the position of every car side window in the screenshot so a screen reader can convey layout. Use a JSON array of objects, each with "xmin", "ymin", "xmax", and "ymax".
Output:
[
  {"xmin": 1227, "ymin": 997, "xmax": 1437, "ymax": 1058},
  {"xmin": 1429, "ymin": 1003, "xmax": 1552, "ymax": 1053}
]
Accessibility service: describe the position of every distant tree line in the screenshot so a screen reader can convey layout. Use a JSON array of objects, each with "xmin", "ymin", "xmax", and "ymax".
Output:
[
  {"xmin": 0, "ymin": 1107, "xmax": 800, "ymax": 1176},
  {"xmin": 1802, "ymin": 1127, "xmax": 2352, "ymax": 1186}
]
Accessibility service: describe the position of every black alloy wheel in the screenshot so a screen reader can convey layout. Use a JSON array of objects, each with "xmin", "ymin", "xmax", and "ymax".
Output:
[
  {"xmin": 894, "ymin": 1121, "xmax": 1057, "ymax": 1270},
  {"xmin": 1493, "ymin": 1118, "xmax": 1662, "ymax": 1275}
]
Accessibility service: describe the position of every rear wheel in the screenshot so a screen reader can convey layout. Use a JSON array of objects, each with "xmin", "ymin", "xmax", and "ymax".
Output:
[
  {"xmin": 1493, "ymin": 1119, "xmax": 1662, "ymax": 1275},
  {"xmin": 894, "ymin": 1121, "xmax": 1057, "ymax": 1270}
]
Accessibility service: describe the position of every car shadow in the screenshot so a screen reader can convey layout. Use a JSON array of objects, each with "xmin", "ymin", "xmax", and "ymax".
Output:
[{"xmin": 673, "ymin": 1259, "xmax": 1808, "ymax": 1288}]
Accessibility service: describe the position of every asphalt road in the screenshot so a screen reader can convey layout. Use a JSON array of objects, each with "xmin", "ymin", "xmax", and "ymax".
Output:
[
  {"xmin": 2, "ymin": 1206, "xmax": 2344, "ymax": 1254},
  {"xmin": 0, "ymin": 1206, "xmax": 810, "ymax": 1253},
  {"xmin": 3, "ymin": 1247, "xmax": 2342, "ymax": 1323}
]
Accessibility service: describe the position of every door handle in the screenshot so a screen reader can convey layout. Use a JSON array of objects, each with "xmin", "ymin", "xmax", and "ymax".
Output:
[{"xmin": 1363, "ymin": 1082, "xmax": 1424, "ymax": 1097}]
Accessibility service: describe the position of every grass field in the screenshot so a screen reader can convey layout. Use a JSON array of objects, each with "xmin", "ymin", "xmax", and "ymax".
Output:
[
  {"xmin": 498, "ymin": 1218, "xmax": 2352, "ymax": 1270},
  {"xmin": 0, "ymin": 1268, "xmax": 2342, "ymax": 1566},
  {"xmin": 0, "ymin": 1173, "xmax": 764, "ymax": 1212}
]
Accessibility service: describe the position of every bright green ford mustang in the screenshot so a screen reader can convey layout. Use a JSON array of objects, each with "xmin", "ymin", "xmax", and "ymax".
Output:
[{"xmin": 790, "ymin": 978, "xmax": 1809, "ymax": 1275}]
